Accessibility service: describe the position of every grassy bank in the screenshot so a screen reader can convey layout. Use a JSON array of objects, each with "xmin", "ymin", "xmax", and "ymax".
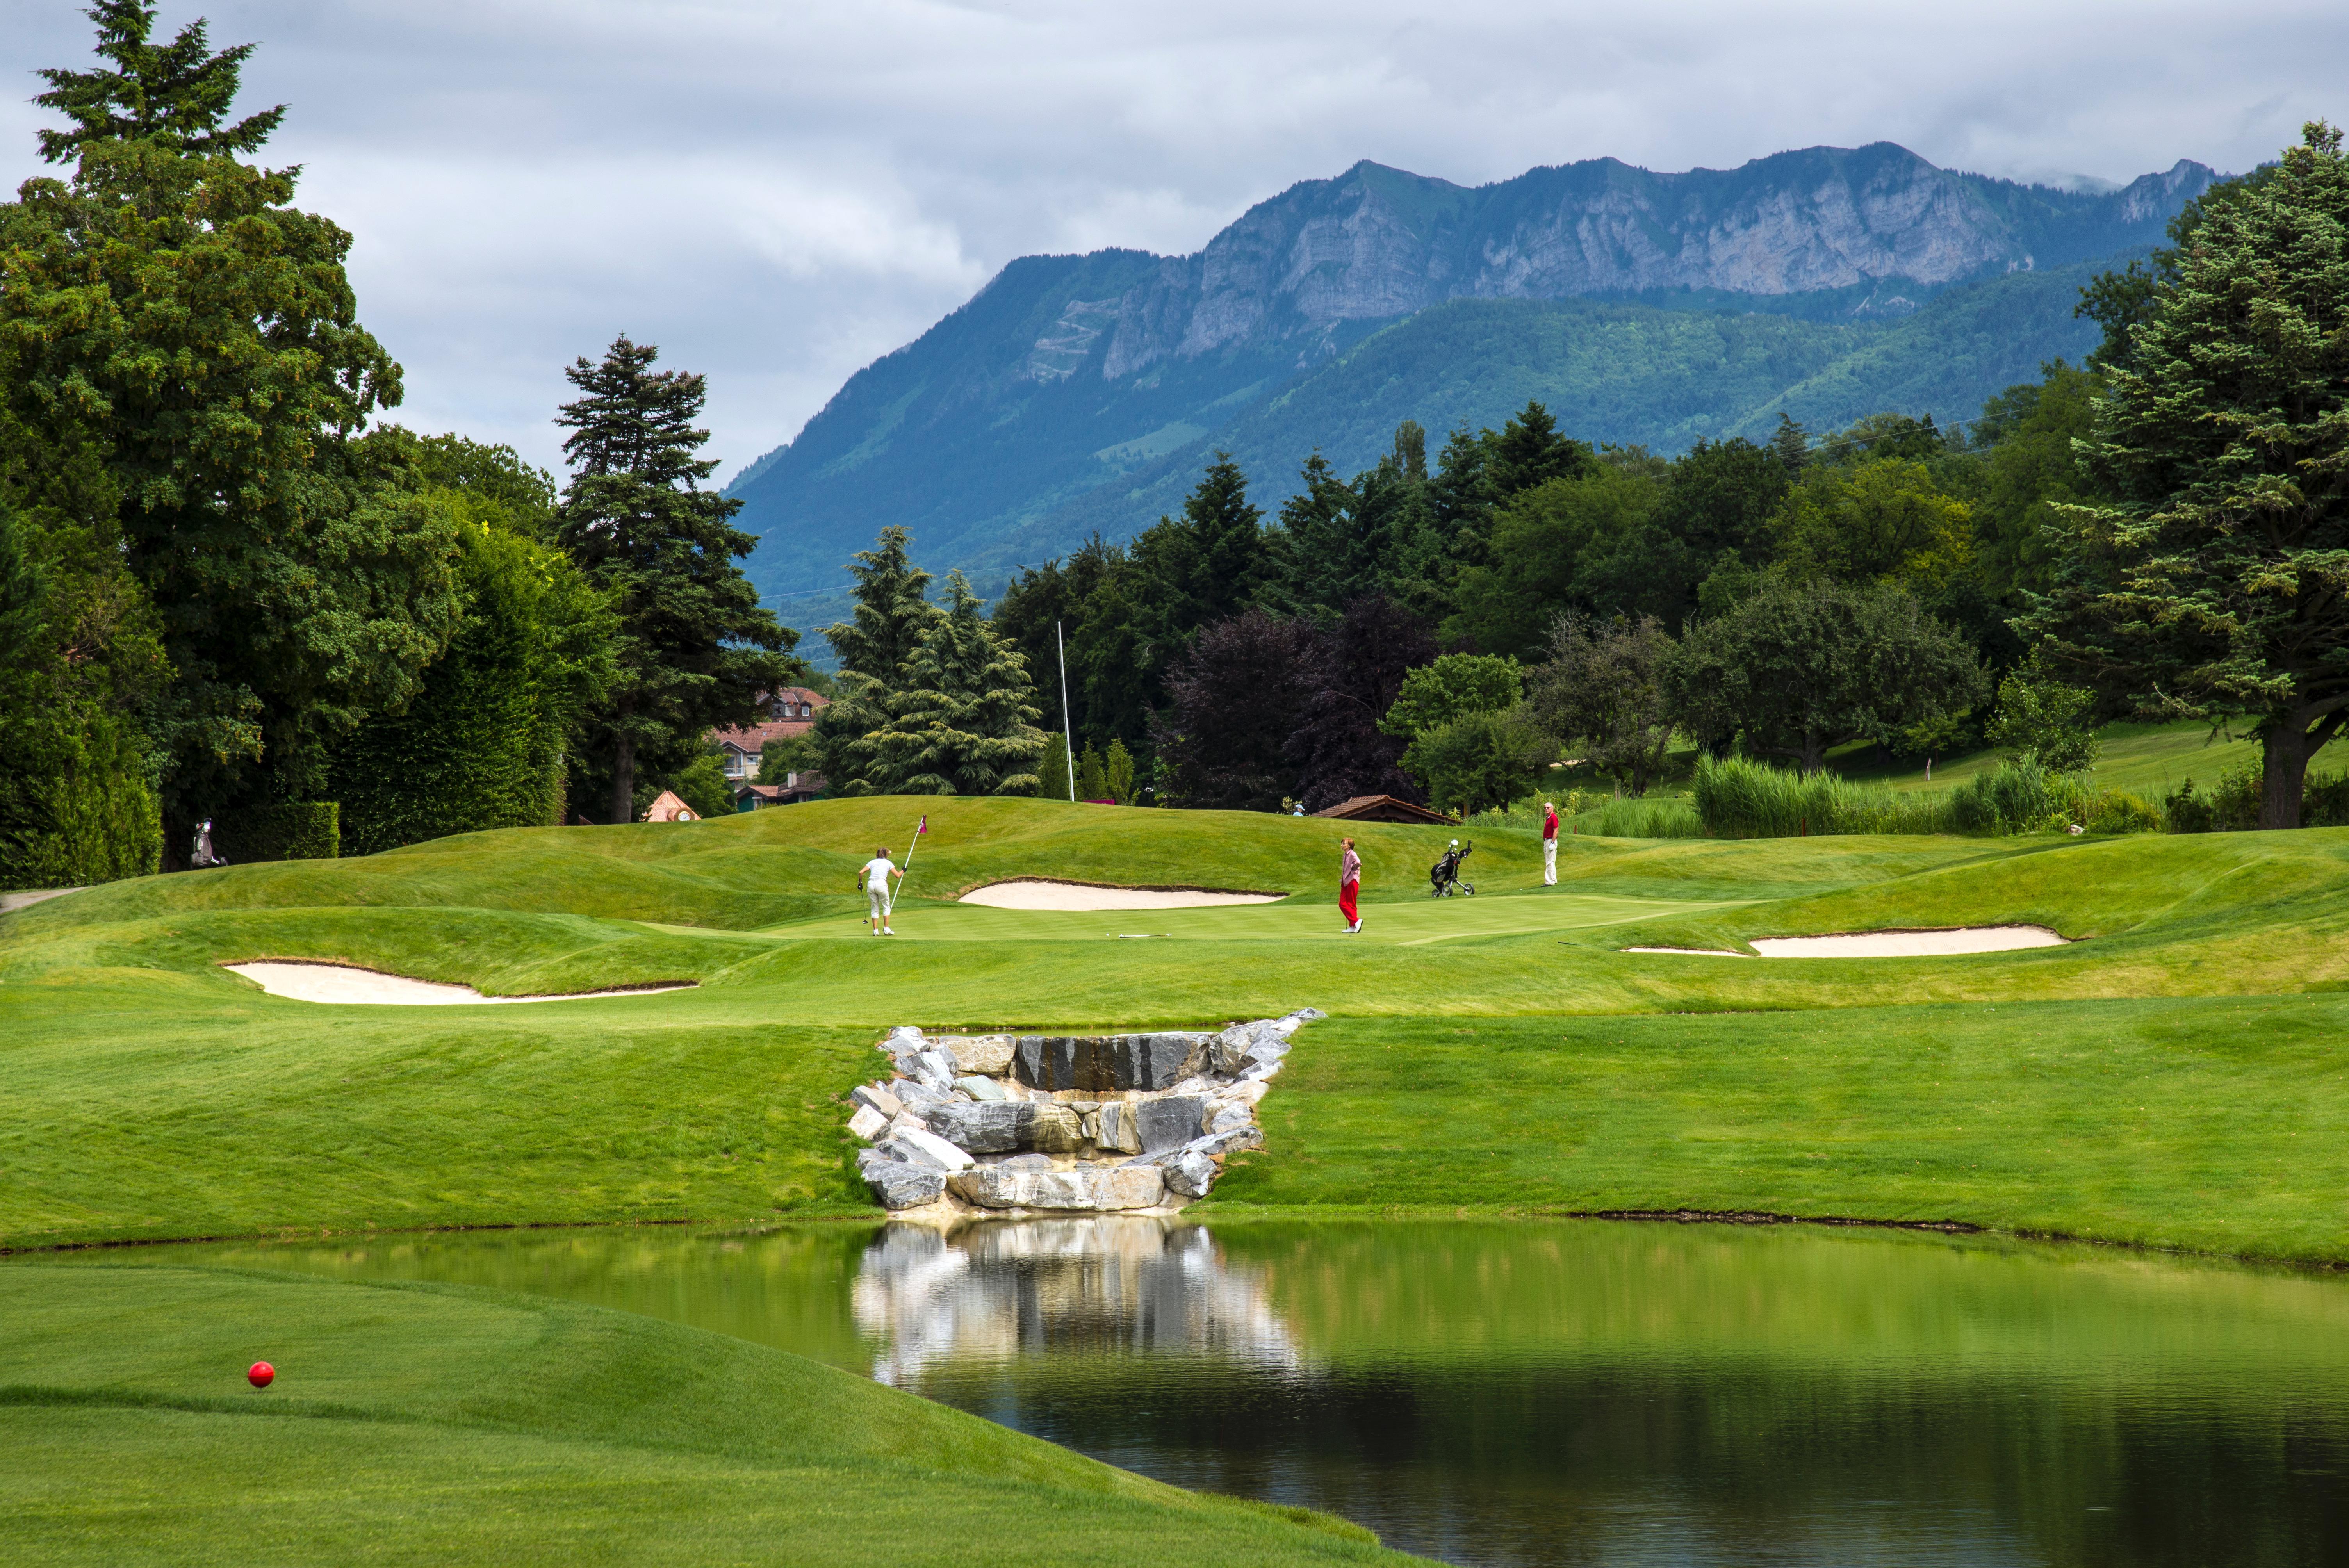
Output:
[{"xmin": 0, "ymin": 1261, "xmax": 1394, "ymax": 1566}]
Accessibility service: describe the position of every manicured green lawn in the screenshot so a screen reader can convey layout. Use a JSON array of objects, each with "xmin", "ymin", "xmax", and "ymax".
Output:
[
  {"xmin": 0, "ymin": 1261, "xmax": 1394, "ymax": 1566},
  {"xmin": 6, "ymin": 799, "xmax": 2349, "ymax": 1254},
  {"xmin": 9, "ymin": 795, "xmax": 2349, "ymax": 1560}
]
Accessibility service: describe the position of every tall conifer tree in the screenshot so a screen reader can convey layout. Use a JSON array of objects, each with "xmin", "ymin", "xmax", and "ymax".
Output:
[{"xmin": 555, "ymin": 335, "xmax": 799, "ymax": 821}]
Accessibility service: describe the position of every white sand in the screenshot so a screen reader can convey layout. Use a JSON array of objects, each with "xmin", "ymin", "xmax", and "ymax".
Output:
[
  {"xmin": 1748, "ymin": 926, "xmax": 2069, "ymax": 957},
  {"xmin": 958, "ymin": 879, "xmax": 1284, "ymax": 911},
  {"xmin": 225, "ymin": 961, "xmax": 695, "ymax": 1005},
  {"xmin": 1623, "ymin": 946, "xmax": 1752, "ymax": 957}
]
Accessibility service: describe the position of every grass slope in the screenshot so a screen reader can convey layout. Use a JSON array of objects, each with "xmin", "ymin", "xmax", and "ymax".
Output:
[
  {"xmin": 5, "ymin": 797, "xmax": 2349, "ymax": 1259},
  {"xmin": 1, "ymin": 1261, "xmax": 1393, "ymax": 1566}
]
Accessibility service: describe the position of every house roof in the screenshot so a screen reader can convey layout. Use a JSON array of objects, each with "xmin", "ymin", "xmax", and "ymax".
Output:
[
  {"xmin": 713, "ymin": 687, "xmax": 830, "ymax": 754},
  {"xmin": 1308, "ymin": 794, "xmax": 1452, "ymax": 825},
  {"xmin": 714, "ymin": 718, "xmax": 812, "ymax": 752},
  {"xmin": 641, "ymin": 789, "xmax": 697, "ymax": 823}
]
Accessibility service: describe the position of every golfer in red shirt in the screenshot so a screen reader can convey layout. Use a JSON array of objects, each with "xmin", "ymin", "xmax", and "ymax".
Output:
[
  {"xmin": 1340, "ymin": 837, "xmax": 1362, "ymax": 934},
  {"xmin": 1542, "ymin": 801, "xmax": 1560, "ymax": 886}
]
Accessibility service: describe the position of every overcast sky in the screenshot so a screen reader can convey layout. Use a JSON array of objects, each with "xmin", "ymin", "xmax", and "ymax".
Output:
[{"xmin": 2, "ymin": 1, "xmax": 2340, "ymax": 482}]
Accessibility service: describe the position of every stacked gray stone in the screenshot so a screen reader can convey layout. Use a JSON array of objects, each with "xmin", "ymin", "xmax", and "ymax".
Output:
[{"xmin": 848, "ymin": 1010, "xmax": 1324, "ymax": 1212}]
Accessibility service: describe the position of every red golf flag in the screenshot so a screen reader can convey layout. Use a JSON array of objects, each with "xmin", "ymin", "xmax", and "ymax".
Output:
[{"xmin": 917, "ymin": 816, "xmax": 928, "ymax": 835}]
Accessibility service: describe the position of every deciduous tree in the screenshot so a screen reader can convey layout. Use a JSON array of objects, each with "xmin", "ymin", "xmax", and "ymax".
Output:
[
  {"xmin": 1528, "ymin": 613, "xmax": 1677, "ymax": 796},
  {"xmin": 2, "ymin": 1, "xmax": 464, "ymax": 851},
  {"xmin": 1670, "ymin": 580, "xmax": 1985, "ymax": 773}
]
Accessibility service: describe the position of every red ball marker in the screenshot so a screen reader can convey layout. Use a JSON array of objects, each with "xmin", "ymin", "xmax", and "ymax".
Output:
[{"xmin": 247, "ymin": 1361, "xmax": 275, "ymax": 1388}]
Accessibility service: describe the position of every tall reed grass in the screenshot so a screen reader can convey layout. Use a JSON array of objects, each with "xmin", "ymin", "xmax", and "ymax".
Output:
[{"xmin": 1689, "ymin": 755, "xmax": 2158, "ymax": 839}]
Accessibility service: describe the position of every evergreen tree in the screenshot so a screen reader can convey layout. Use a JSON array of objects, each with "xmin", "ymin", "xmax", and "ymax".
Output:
[
  {"xmin": 807, "ymin": 526, "xmax": 941, "ymax": 795},
  {"xmin": 1486, "ymin": 400, "xmax": 1592, "ymax": 497},
  {"xmin": 869, "ymin": 571, "xmax": 1044, "ymax": 796},
  {"xmin": 1769, "ymin": 414, "xmax": 1812, "ymax": 476},
  {"xmin": 3, "ymin": 2, "xmax": 465, "ymax": 853},
  {"xmin": 555, "ymin": 335, "xmax": 800, "ymax": 821},
  {"xmin": 1103, "ymin": 738, "xmax": 1136, "ymax": 805},
  {"xmin": 1076, "ymin": 744, "xmax": 1108, "ymax": 802},
  {"xmin": 825, "ymin": 525, "xmax": 939, "ymax": 679},
  {"xmin": 1392, "ymin": 420, "xmax": 1429, "ymax": 481},
  {"xmin": 2036, "ymin": 124, "xmax": 2349, "ymax": 827},
  {"xmin": 1155, "ymin": 452, "xmax": 1272, "ymax": 630},
  {"xmin": 32, "ymin": 0, "xmax": 283, "ymax": 161}
]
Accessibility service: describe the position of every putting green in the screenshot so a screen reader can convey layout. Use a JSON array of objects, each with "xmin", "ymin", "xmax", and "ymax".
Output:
[{"xmin": 712, "ymin": 887, "xmax": 1747, "ymax": 946}]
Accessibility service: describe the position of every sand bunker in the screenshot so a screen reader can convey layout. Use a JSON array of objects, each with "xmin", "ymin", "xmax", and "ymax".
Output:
[
  {"xmin": 1625, "ymin": 925, "xmax": 2070, "ymax": 959},
  {"xmin": 958, "ymin": 879, "xmax": 1284, "ymax": 911},
  {"xmin": 225, "ymin": 961, "xmax": 695, "ymax": 1006},
  {"xmin": 1624, "ymin": 946, "xmax": 1753, "ymax": 957},
  {"xmin": 1749, "ymin": 926, "xmax": 2069, "ymax": 957}
]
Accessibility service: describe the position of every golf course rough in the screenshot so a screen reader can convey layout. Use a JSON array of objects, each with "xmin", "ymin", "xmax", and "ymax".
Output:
[{"xmin": 852, "ymin": 1012, "xmax": 1317, "ymax": 1212}]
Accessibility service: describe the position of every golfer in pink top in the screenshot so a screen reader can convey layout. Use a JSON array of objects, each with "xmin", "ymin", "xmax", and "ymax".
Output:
[
  {"xmin": 1340, "ymin": 837, "xmax": 1362, "ymax": 934},
  {"xmin": 1542, "ymin": 801, "xmax": 1560, "ymax": 886}
]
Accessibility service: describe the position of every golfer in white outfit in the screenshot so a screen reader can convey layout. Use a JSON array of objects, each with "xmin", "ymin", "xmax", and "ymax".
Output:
[{"xmin": 861, "ymin": 848, "xmax": 903, "ymax": 935}]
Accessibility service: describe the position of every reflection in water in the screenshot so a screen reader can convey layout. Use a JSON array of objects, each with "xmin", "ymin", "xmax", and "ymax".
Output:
[
  {"xmin": 852, "ymin": 1219, "xmax": 1300, "ymax": 1385},
  {"xmin": 119, "ymin": 1219, "xmax": 2349, "ymax": 1568}
]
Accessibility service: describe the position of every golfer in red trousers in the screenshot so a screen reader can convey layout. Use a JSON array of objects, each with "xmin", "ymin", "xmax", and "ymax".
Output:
[
  {"xmin": 1340, "ymin": 837, "xmax": 1362, "ymax": 934},
  {"xmin": 1542, "ymin": 800, "xmax": 1560, "ymax": 886}
]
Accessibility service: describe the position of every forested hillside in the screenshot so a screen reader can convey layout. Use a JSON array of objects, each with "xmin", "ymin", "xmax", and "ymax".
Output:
[{"xmin": 729, "ymin": 144, "xmax": 2215, "ymax": 600}]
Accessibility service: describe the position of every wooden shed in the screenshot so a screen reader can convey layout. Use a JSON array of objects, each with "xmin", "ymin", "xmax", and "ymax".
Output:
[{"xmin": 1308, "ymin": 794, "xmax": 1452, "ymax": 825}]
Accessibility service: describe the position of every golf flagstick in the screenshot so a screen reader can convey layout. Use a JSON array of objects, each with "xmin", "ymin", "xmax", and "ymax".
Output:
[{"xmin": 885, "ymin": 814, "xmax": 927, "ymax": 918}]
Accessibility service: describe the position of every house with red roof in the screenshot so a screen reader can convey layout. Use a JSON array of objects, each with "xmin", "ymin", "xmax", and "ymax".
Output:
[{"xmin": 713, "ymin": 687, "xmax": 830, "ymax": 807}]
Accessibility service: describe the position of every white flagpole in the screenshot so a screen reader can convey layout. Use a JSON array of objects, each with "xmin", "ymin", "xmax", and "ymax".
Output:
[
  {"xmin": 886, "ymin": 814, "xmax": 925, "ymax": 918},
  {"xmin": 1057, "ymin": 619, "xmax": 1076, "ymax": 803}
]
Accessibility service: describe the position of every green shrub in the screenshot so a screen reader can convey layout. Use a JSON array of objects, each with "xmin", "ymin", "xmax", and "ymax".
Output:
[
  {"xmin": 214, "ymin": 802, "xmax": 340, "ymax": 862},
  {"xmin": 334, "ymin": 524, "xmax": 609, "ymax": 853},
  {"xmin": 0, "ymin": 706, "xmax": 162, "ymax": 889},
  {"xmin": 665, "ymin": 752, "xmax": 736, "ymax": 821},
  {"xmin": 2306, "ymin": 772, "xmax": 2349, "ymax": 827},
  {"xmin": 2086, "ymin": 787, "xmax": 2162, "ymax": 834},
  {"xmin": 2164, "ymin": 765, "xmax": 2260, "ymax": 833}
]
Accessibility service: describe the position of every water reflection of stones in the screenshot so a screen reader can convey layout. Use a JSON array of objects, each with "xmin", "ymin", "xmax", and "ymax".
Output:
[{"xmin": 852, "ymin": 1219, "xmax": 1301, "ymax": 1387}]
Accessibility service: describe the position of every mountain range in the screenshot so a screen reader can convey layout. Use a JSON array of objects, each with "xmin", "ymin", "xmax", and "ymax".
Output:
[{"xmin": 727, "ymin": 141, "xmax": 2217, "ymax": 608}]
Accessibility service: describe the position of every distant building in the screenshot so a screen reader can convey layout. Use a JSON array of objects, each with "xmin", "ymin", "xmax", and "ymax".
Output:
[
  {"xmin": 641, "ymin": 789, "xmax": 697, "ymax": 823},
  {"xmin": 1309, "ymin": 794, "xmax": 1452, "ymax": 825},
  {"xmin": 732, "ymin": 768, "xmax": 825, "ymax": 811},
  {"xmin": 713, "ymin": 686, "xmax": 831, "ymax": 793}
]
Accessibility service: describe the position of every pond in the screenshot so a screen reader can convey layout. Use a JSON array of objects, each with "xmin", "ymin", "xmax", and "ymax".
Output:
[{"xmin": 139, "ymin": 1219, "xmax": 2349, "ymax": 1566}]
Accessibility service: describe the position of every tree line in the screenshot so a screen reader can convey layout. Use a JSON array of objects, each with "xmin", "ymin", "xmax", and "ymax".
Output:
[
  {"xmin": 960, "ymin": 122, "xmax": 2349, "ymax": 830},
  {"xmin": 6, "ymin": 3, "xmax": 2342, "ymax": 884},
  {"xmin": 1, "ymin": 3, "xmax": 797, "ymax": 886}
]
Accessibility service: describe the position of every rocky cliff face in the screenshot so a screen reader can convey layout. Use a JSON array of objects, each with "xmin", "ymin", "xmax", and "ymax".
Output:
[
  {"xmin": 728, "ymin": 142, "xmax": 2217, "ymax": 603},
  {"xmin": 1033, "ymin": 143, "xmax": 2214, "ymax": 383}
]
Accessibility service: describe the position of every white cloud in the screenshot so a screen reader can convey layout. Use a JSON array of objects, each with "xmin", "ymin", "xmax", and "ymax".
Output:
[{"xmin": 2, "ymin": 0, "xmax": 2341, "ymax": 480}]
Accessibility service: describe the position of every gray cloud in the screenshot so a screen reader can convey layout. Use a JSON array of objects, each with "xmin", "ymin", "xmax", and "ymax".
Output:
[{"xmin": 2, "ymin": 0, "xmax": 2340, "ymax": 481}]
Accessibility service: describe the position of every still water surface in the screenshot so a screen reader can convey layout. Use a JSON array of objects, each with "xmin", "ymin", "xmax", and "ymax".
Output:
[{"xmin": 151, "ymin": 1219, "xmax": 2349, "ymax": 1566}]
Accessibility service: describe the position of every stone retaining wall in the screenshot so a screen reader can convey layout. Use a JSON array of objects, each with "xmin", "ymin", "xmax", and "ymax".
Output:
[{"xmin": 851, "ymin": 1009, "xmax": 1323, "ymax": 1214}]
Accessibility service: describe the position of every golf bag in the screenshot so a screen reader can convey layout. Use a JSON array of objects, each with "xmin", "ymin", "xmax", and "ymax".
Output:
[{"xmin": 1429, "ymin": 839, "xmax": 1475, "ymax": 898}]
